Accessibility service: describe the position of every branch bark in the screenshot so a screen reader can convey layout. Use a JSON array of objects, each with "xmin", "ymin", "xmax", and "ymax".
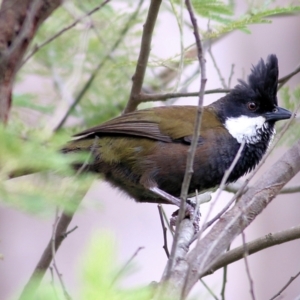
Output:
[
  {"xmin": 123, "ymin": 0, "xmax": 162, "ymax": 113},
  {"xmin": 204, "ymin": 225, "xmax": 300, "ymax": 276},
  {"xmin": 0, "ymin": 0, "xmax": 62, "ymax": 123},
  {"xmin": 19, "ymin": 200, "xmax": 82, "ymax": 300}
]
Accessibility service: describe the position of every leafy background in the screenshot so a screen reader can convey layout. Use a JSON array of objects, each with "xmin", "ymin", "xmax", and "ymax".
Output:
[{"xmin": 1, "ymin": 0, "xmax": 300, "ymax": 299}]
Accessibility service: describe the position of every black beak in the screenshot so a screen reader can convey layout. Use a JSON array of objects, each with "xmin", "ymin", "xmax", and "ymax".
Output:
[{"xmin": 264, "ymin": 107, "xmax": 292, "ymax": 122}]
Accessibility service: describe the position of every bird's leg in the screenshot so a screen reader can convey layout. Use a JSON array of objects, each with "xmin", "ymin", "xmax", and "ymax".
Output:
[
  {"xmin": 149, "ymin": 186, "xmax": 199, "ymax": 232},
  {"xmin": 149, "ymin": 186, "xmax": 181, "ymax": 206}
]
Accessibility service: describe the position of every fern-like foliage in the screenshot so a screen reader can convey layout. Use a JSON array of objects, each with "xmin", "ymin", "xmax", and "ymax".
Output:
[
  {"xmin": 192, "ymin": 0, "xmax": 234, "ymax": 23},
  {"xmin": 203, "ymin": 6, "xmax": 300, "ymax": 38},
  {"xmin": 278, "ymin": 86, "xmax": 300, "ymax": 146}
]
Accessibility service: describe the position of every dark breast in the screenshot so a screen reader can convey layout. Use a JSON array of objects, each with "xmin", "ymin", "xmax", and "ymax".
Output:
[{"xmin": 153, "ymin": 127, "xmax": 272, "ymax": 197}]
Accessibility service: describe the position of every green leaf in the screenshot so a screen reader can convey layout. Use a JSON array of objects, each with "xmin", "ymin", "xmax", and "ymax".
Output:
[
  {"xmin": 192, "ymin": 0, "xmax": 233, "ymax": 19},
  {"xmin": 278, "ymin": 86, "xmax": 300, "ymax": 146},
  {"xmin": 204, "ymin": 6, "xmax": 300, "ymax": 38},
  {"xmin": 13, "ymin": 93, "xmax": 54, "ymax": 114},
  {"xmin": 80, "ymin": 233, "xmax": 152, "ymax": 300},
  {"xmin": 0, "ymin": 126, "xmax": 96, "ymax": 213}
]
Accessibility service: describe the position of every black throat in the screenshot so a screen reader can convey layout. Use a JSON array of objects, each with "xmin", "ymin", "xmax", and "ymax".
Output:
[
  {"xmin": 224, "ymin": 122, "xmax": 275, "ymax": 184},
  {"xmin": 187, "ymin": 122, "xmax": 275, "ymax": 195}
]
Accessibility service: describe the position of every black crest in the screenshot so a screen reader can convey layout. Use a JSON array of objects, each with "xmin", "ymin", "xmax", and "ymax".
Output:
[{"xmin": 237, "ymin": 54, "xmax": 279, "ymax": 106}]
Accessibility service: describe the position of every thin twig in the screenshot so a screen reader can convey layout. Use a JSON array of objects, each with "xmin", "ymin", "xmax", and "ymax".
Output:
[
  {"xmin": 241, "ymin": 231, "xmax": 256, "ymax": 300},
  {"xmin": 19, "ymin": 138, "xmax": 98, "ymax": 300},
  {"xmin": 169, "ymin": 0, "xmax": 185, "ymax": 92},
  {"xmin": 22, "ymin": 0, "xmax": 111, "ymax": 66},
  {"xmin": 226, "ymin": 182, "xmax": 300, "ymax": 195},
  {"xmin": 136, "ymin": 61, "xmax": 299, "ymax": 102},
  {"xmin": 220, "ymin": 244, "xmax": 230, "ymax": 300},
  {"xmin": 49, "ymin": 267, "xmax": 59, "ymax": 300},
  {"xmin": 51, "ymin": 211, "xmax": 72, "ymax": 300},
  {"xmin": 111, "ymin": 247, "xmax": 145, "ymax": 284},
  {"xmin": 53, "ymin": 0, "xmax": 143, "ymax": 131},
  {"xmin": 200, "ymin": 279, "xmax": 219, "ymax": 300},
  {"xmin": 139, "ymin": 88, "xmax": 230, "ymax": 102},
  {"xmin": 62, "ymin": 226, "xmax": 78, "ymax": 239},
  {"xmin": 161, "ymin": 205, "xmax": 174, "ymax": 237},
  {"xmin": 176, "ymin": 1, "xmax": 207, "ymax": 298},
  {"xmin": 190, "ymin": 141, "xmax": 245, "ymax": 244},
  {"xmin": 165, "ymin": 0, "xmax": 207, "ymax": 283},
  {"xmin": 200, "ymin": 141, "xmax": 245, "ymax": 234},
  {"xmin": 269, "ymin": 271, "xmax": 300, "ymax": 300},
  {"xmin": 157, "ymin": 205, "xmax": 170, "ymax": 258},
  {"xmin": 124, "ymin": 0, "xmax": 162, "ymax": 113},
  {"xmin": 207, "ymin": 43, "xmax": 227, "ymax": 89},
  {"xmin": 227, "ymin": 64, "xmax": 235, "ymax": 88},
  {"xmin": 278, "ymin": 63, "xmax": 300, "ymax": 89}
]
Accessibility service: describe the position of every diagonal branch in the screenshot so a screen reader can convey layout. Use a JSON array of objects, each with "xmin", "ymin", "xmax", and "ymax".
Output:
[
  {"xmin": 22, "ymin": 0, "xmax": 112, "ymax": 66},
  {"xmin": 154, "ymin": 2, "xmax": 207, "ymax": 298},
  {"xmin": 203, "ymin": 225, "xmax": 300, "ymax": 276},
  {"xmin": 182, "ymin": 139, "xmax": 300, "ymax": 297},
  {"xmin": 278, "ymin": 62, "xmax": 300, "ymax": 89},
  {"xmin": 139, "ymin": 88, "xmax": 230, "ymax": 102},
  {"xmin": 123, "ymin": 0, "xmax": 162, "ymax": 114},
  {"xmin": 53, "ymin": 0, "xmax": 143, "ymax": 131},
  {"xmin": 19, "ymin": 207, "xmax": 81, "ymax": 300}
]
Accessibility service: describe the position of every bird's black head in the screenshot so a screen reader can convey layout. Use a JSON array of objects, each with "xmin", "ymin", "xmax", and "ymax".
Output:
[{"xmin": 213, "ymin": 54, "xmax": 292, "ymax": 144}]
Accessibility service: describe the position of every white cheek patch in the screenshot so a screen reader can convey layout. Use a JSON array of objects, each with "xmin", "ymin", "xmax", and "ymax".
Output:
[{"xmin": 225, "ymin": 116, "xmax": 266, "ymax": 144}]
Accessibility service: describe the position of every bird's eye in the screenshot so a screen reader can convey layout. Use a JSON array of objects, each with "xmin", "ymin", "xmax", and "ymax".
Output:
[{"xmin": 247, "ymin": 102, "xmax": 257, "ymax": 111}]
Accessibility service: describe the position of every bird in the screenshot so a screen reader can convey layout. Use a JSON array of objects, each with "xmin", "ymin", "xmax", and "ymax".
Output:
[{"xmin": 62, "ymin": 54, "xmax": 291, "ymax": 212}]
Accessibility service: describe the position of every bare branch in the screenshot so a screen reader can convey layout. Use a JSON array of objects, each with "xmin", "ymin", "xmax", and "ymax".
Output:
[
  {"xmin": 22, "ymin": 0, "xmax": 112, "ymax": 66},
  {"xmin": 241, "ymin": 232, "xmax": 256, "ymax": 300},
  {"xmin": 158, "ymin": 205, "xmax": 170, "ymax": 258},
  {"xmin": 200, "ymin": 279, "xmax": 219, "ymax": 300},
  {"xmin": 153, "ymin": 2, "xmax": 207, "ymax": 299},
  {"xmin": 54, "ymin": 0, "xmax": 143, "ymax": 131},
  {"xmin": 139, "ymin": 88, "xmax": 230, "ymax": 102},
  {"xmin": 62, "ymin": 226, "xmax": 78, "ymax": 239},
  {"xmin": 200, "ymin": 141, "xmax": 245, "ymax": 233},
  {"xmin": 19, "ymin": 208, "xmax": 81, "ymax": 300},
  {"xmin": 190, "ymin": 142, "xmax": 245, "ymax": 244},
  {"xmin": 207, "ymin": 43, "xmax": 227, "ymax": 89},
  {"xmin": 111, "ymin": 247, "xmax": 145, "ymax": 284},
  {"xmin": 204, "ymin": 225, "xmax": 300, "ymax": 276},
  {"xmin": 227, "ymin": 64, "xmax": 235, "ymax": 88},
  {"xmin": 124, "ymin": 0, "xmax": 162, "ymax": 113},
  {"xmin": 278, "ymin": 62, "xmax": 300, "ymax": 89},
  {"xmin": 269, "ymin": 271, "xmax": 300, "ymax": 300},
  {"xmin": 162, "ymin": 0, "xmax": 207, "ymax": 287},
  {"xmin": 226, "ymin": 182, "xmax": 300, "ymax": 195},
  {"xmin": 153, "ymin": 219, "xmax": 195, "ymax": 300},
  {"xmin": 19, "ymin": 137, "xmax": 99, "ymax": 300},
  {"xmin": 220, "ymin": 245, "xmax": 230, "ymax": 300},
  {"xmin": 51, "ymin": 211, "xmax": 72, "ymax": 300}
]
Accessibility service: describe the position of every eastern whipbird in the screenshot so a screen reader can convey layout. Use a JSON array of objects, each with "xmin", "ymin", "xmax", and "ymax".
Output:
[{"xmin": 63, "ymin": 54, "xmax": 292, "ymax": 216}]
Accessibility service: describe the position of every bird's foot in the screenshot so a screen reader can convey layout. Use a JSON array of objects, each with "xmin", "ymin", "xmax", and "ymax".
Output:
[
  {"xmin": 170, "ymin": 199, "xmax": 200, "ymax": 233},
  {"xmin": 148, "ymin": 187, "xmax": 200, "ymax": 232}
]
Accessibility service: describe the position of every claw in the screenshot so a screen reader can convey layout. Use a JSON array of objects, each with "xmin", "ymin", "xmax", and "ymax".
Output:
[{"xmin": 170, "ymin": 202, "xmax": 200, "ymax": 233}]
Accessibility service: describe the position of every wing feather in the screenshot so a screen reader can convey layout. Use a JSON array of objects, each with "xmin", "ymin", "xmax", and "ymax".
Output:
[{"xmin": 73, "ymin": 106, "xmax": 217, "ymax": 143}]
